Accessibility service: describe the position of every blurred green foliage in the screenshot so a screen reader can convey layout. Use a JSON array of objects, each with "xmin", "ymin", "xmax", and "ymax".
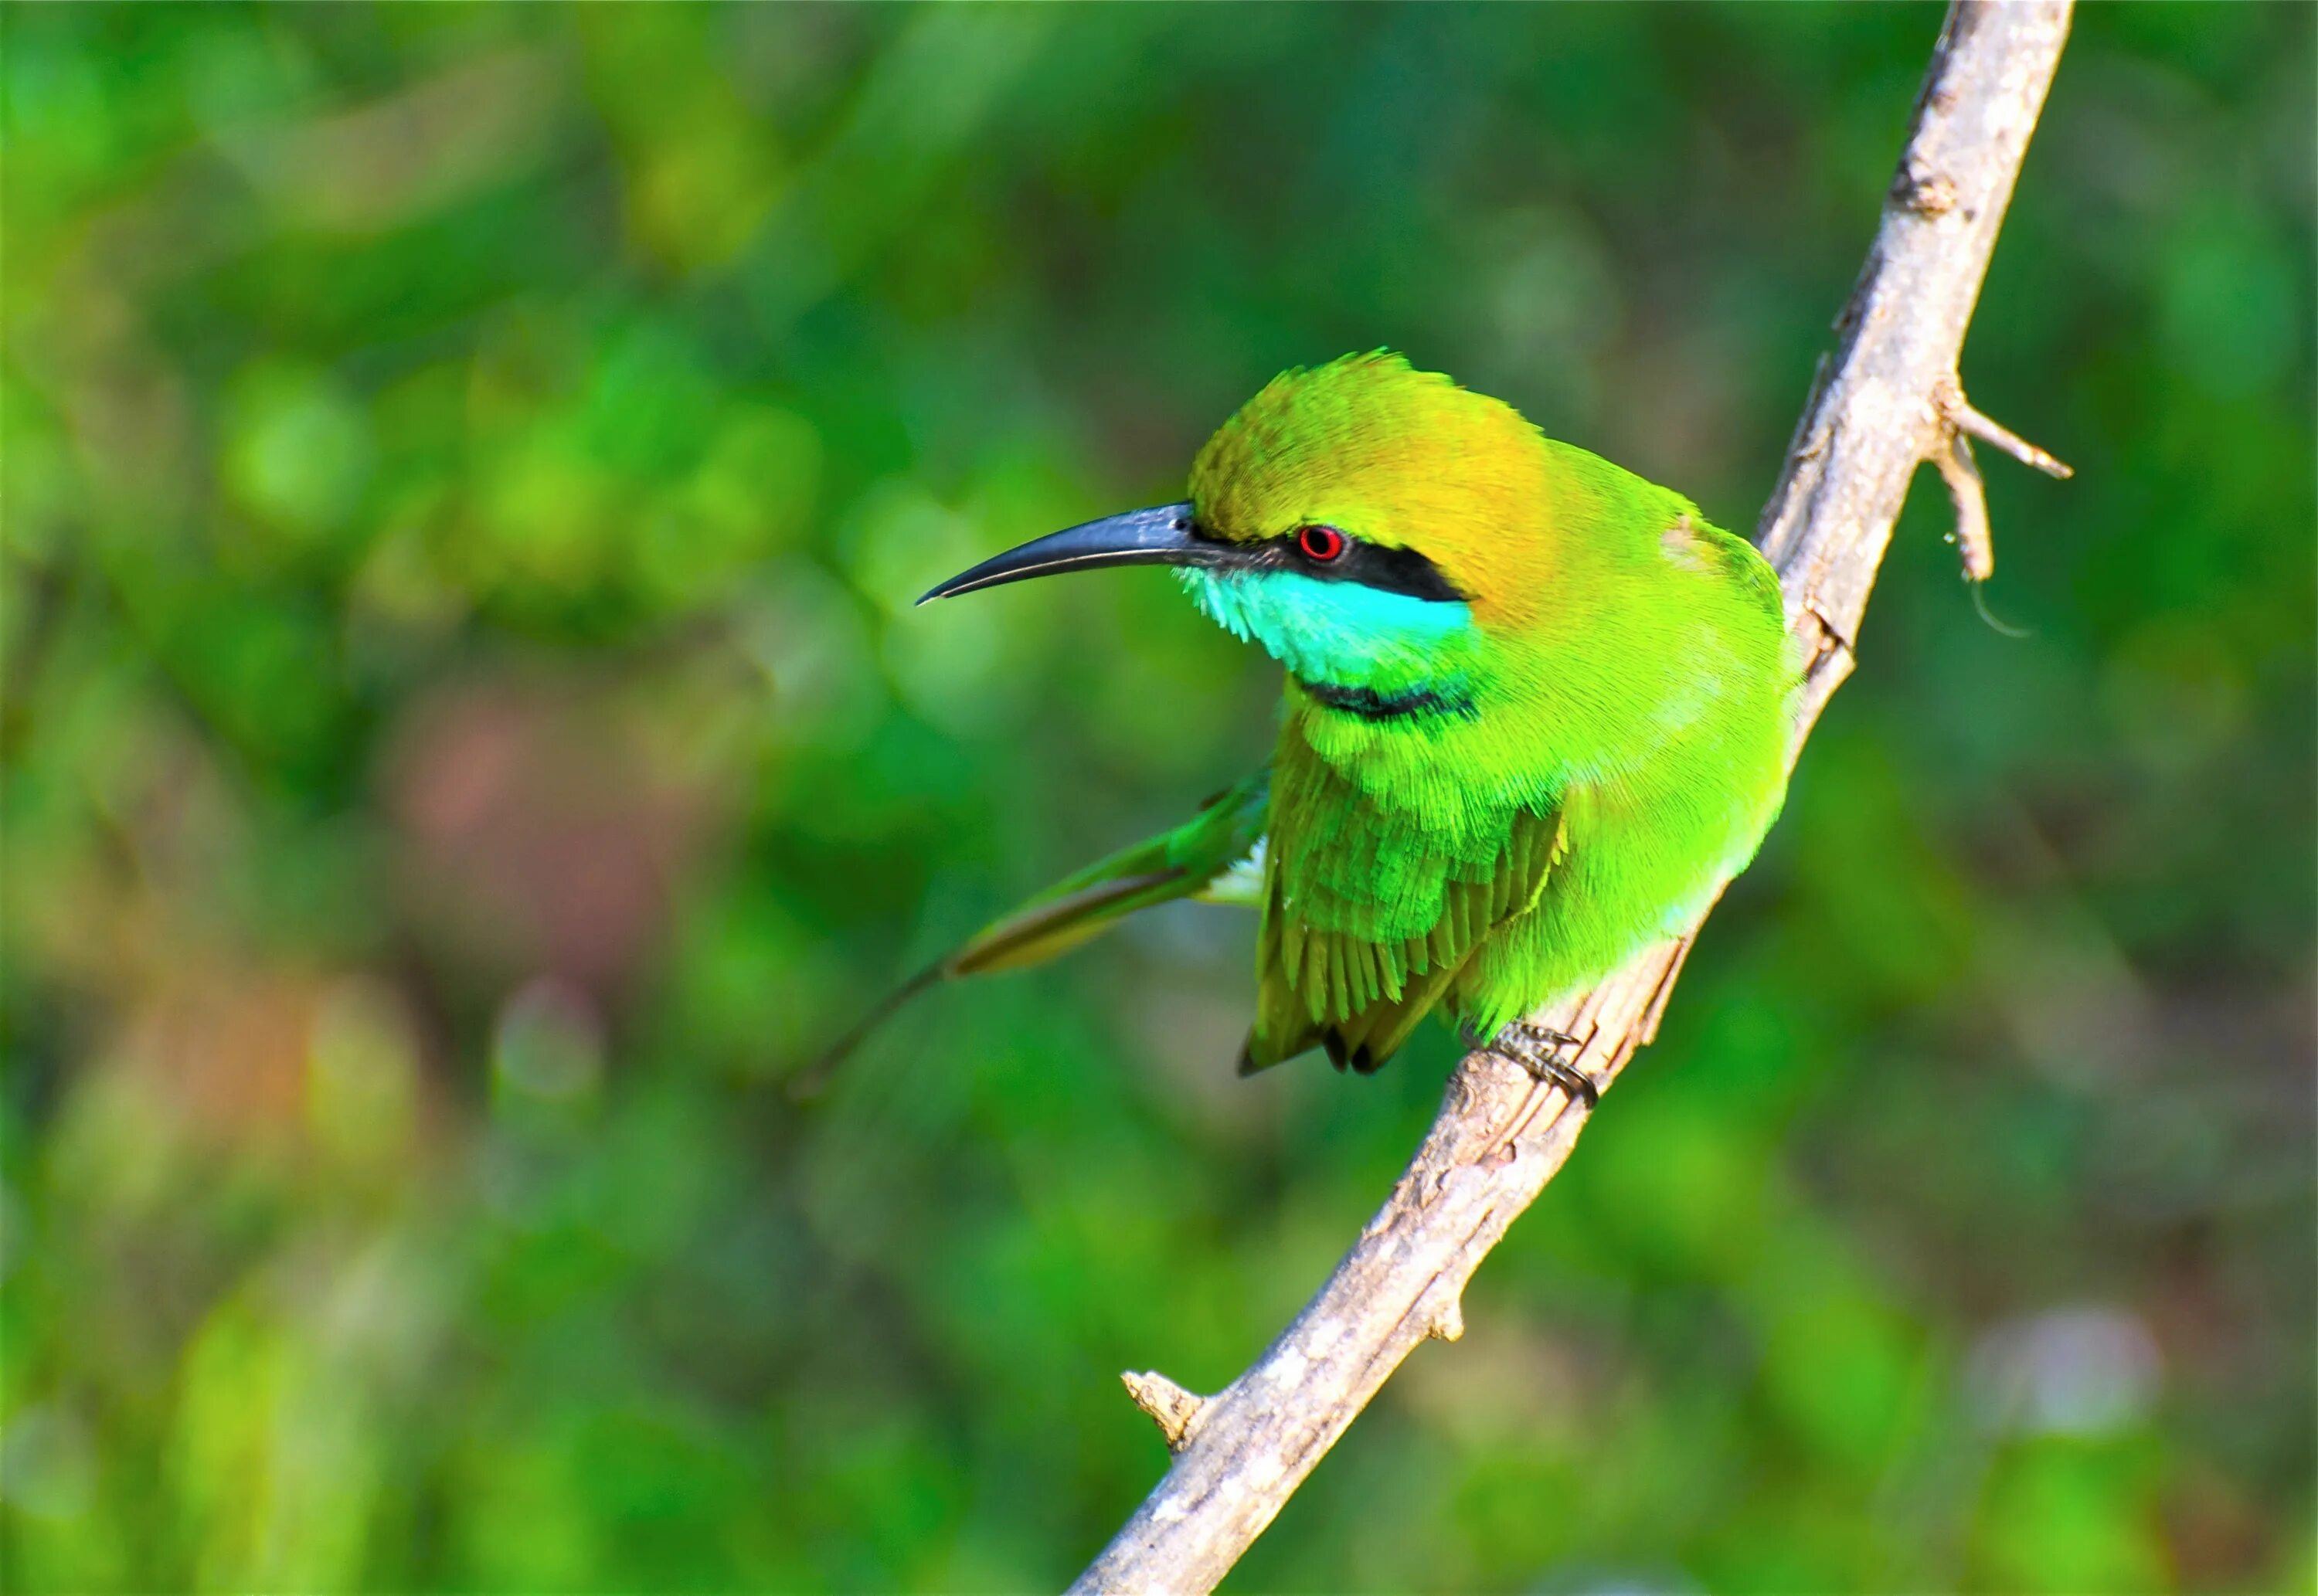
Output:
[{"xmin": 2, "ymin": 5, "xmax": 2311, "ymax": 1592}]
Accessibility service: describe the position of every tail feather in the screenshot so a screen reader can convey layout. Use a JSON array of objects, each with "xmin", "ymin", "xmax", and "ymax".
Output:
[
  {"xmin": 792, "ymin": 773, "xmax": 1267, "ymax": 1095},
  {"xmin": 787, "ymin": 961, "xmax": 947, "ymax": 1099},
  {"xmin": 949, "ymin": 870, "xmax": 1188, "ymax": 977}
]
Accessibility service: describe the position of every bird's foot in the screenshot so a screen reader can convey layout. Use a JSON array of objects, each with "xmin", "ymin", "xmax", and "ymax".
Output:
[{"xmin": 1485, "ymin": 1021, "xmax": 1599, "ymax": 1111}]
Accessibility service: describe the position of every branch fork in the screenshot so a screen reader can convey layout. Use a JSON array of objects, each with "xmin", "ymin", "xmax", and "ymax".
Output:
[{"xmin": 1932, "ymin": 373, "xmax": 2075, "ymax": 582}]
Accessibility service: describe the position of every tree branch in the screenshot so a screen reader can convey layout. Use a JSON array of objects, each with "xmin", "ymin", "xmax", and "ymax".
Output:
[{"xmin": 1069, "ymin": 5, "xmax": 2075, "ymax": 1591}]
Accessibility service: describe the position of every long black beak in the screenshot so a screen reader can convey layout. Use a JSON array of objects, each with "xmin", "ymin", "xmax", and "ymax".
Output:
[{"xmin": 919, "ymin": 502, "xmax": 1218, "ymax": 604}]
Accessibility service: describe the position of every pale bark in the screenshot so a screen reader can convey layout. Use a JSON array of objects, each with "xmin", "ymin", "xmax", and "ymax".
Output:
[{"xmin": 1069, "ymin": 5, "xmax": 2075, "ymax": 1591}]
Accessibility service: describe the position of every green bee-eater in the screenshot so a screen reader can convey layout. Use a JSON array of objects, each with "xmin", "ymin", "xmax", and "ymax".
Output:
[{"xmin": 804, "ymin": 353, "xmax": 1792, "ymax": 1102}]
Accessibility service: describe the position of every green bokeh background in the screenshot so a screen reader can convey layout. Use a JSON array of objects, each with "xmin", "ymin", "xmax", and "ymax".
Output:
[{"xmin": 3, "ymin": 5, "xmax": 2310, "ymax": 1592}]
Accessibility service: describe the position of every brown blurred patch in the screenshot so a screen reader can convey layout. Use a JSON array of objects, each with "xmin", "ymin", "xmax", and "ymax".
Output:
[
  {"xmin": 383, "ymin": 673, "xmax": 719, "ymax": 1001},
  {"xmin": 123, "ymin": 963, "xmax": 314, "ymax": 1145}
]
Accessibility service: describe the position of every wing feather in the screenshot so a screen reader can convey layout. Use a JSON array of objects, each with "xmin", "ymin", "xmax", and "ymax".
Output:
[{"xmin": 1242, "ymin": 739, "xmax": 1562, "ymax": 1075}]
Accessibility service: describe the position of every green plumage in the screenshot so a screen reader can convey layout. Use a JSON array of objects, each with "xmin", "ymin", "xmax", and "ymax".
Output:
[{"xmin": 805, "ymin": 352, "xmax": 1793, "ymax": 1090}]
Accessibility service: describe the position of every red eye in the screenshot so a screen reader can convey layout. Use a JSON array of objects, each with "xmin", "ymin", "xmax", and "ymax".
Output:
[{"xmin": 1297, "ymin": 525, "xmax": 1347, "ymax": 562}]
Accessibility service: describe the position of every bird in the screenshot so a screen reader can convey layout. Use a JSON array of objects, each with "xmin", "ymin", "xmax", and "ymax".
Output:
[{"xmin": 794, "ymin": 351, "xmax": 1793, "ymax": 1103}]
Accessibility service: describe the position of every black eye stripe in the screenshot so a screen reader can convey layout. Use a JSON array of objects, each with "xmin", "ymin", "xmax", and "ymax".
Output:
[
  {"xmin": 1255, "ymin": 530, "xmax": 1466, "ymax": 602},
  {"xmin": 1183, "ymin": 520, "xmax": 1468, "ymax": 603}
]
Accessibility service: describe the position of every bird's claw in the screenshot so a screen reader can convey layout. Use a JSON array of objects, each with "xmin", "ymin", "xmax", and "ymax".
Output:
[{"xmin": 1487, "ymin": 1021, "xmax": 1599, "ymax": 1110}]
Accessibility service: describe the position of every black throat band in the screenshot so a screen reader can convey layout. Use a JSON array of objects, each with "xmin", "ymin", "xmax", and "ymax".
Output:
[{"xmin": 1300, "ymin": 679, "xmax": 1476, "ymax": 722}]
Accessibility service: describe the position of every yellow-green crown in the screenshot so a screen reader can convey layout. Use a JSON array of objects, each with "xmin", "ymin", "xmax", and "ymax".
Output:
[{"xmin": 1188, "ymin": 352, "xmax": 1558, "ymax": 613}]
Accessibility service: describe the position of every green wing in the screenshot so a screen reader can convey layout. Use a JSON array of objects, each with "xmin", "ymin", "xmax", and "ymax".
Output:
[
  {"xmin": 793, "ymin": 773, "xmax": 1267, "ymax": 1094},
  {"xmin": 1242, "ymin": 748, "xmax": 1562, "ymax": 1076}
]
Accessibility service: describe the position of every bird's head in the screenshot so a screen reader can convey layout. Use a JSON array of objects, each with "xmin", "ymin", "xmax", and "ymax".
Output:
[{"xmin": 923, "ymin": 353, "xmax": 1563, "ymax": 715}]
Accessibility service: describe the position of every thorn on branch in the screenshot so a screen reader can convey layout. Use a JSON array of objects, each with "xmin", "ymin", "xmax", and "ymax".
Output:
[
  {"xmin": 1428, "ymin": 1296, "xmax": 1466, "ymax": 1343},
  {"xmin": 1121, "ymin": 1370, "xmax": 1211, "ymax": 1454},
  {"xmin": 1937, "ymin": 377, "xmax": 2074, "ymax": 478}
]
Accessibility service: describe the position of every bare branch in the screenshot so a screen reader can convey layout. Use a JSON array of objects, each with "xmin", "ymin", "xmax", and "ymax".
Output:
[{"xmin": 1069, "ymin": 6, "xmax": 2075, "ymax": 1592}]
